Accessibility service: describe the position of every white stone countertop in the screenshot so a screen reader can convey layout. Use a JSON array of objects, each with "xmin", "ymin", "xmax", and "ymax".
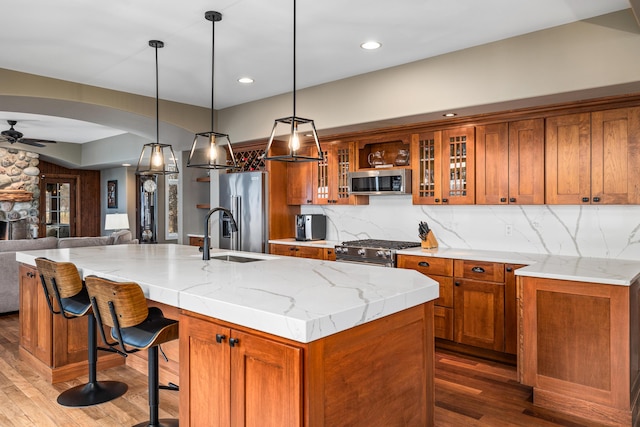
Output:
[
  {"xmin": 269, "ymin": 238, "xmax": 340, "ymax": 249},
  {"xmin": 16, "ymin": 244, "xmax": 438, "ymax": 343},
  {"xmin": 396, "ymin": 247, "xmax": 640, "ymax": 286}
]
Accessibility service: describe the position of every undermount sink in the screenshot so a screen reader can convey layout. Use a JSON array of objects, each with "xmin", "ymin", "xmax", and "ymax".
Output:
[{"xmin": 209, "ymin": 254, "xmax": 264, "ymax": 263}]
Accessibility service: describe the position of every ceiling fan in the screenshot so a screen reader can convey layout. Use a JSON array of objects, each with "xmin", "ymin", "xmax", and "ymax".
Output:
[{"xmin": 0, "ymin": 120, "xmax": 57, "ymax": 147}]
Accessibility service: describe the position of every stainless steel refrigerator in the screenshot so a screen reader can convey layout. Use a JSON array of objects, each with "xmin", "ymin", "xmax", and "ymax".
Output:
[{"xmin": 219, "ymin": 171, "xmax": 269, "ymax": 253}]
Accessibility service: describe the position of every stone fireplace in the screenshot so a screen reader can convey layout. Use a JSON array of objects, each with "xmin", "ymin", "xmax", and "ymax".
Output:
[{"xmin": 0, "ymin": 147, "xmax": 40, "ymax": 239}]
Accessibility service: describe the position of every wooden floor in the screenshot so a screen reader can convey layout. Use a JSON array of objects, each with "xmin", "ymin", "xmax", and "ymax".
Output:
[{"xmin": 0, "ymin": 312, "xmax": 605, "ymax": 426}]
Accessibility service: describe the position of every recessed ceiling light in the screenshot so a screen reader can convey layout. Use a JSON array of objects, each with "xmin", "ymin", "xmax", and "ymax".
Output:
[
  {"xmin": 443, "ymin": 113, "xmax": 457, "ymax": 117},
  {"xmin": 122, "ymin": 163, "xmax": 131, "ymax": 167},
  {"xmin": 360, "ymin": 41, "xmax": 381, "ymax": 50},
  {"xmin": 238, "ymin": 77, "xmax": 254, "ymax": 84}
]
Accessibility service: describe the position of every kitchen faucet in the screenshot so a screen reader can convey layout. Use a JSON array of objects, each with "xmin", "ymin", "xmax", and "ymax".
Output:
[{"xmin": 202, "ymin": 207, "xmax": 238, "ymax": 261}]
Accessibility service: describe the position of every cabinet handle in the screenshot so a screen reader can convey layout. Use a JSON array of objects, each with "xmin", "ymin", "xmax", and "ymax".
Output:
[
  {"xmin": 435, "ymin": 198, "xmax": 440, "ymax": 203},
  {"xmin": 506, "ymin": 267, "xmax": 513, "ymax": 272},
  {"xmin": 306, "ymin": 199, "xmax": 313, "ymax": 204},
  {"xmin": 26, "ymin": 271, "xmax": 35, "ymax": 278},
  {"xmin": 418, "ymin": 261, "xmax": 430, "ymax": 268},
  {"xmin": 229, "ymin": 337, "xmax": 240, "ymax": 347},
  {"xmin": 582, "ymin": 197, "xmax": 589, "ymax": 203},
  {"xmin": 509, "ymin": 198, "xmax": 516, "ymax": 203},
  {"xmin": 442, "ymin": 198, "xmax": 449, "ymax": 203},
  {"xmin": 471, "ymin": 266, "xmax": 485, "ymax": 273},
  {"xmin": 455, "ymin": 282, "xmax": 460, "ymax": 286},
  {"xmin": 215, "ymin": 334, "xmax": 226, "ymax": 344},
  {"xmin": 327, "ymin": 250, "xmax": 333, "ymax": 255},
  {"xmin": 500, "ymin": 198, "xmax": 507, "ymax": 203},
  {"xmin": 593, "ymin": 197, "xmax": 601, "ymax": 203},
  {"xmin": 289, "ymin": 247, "xmax": 295, "ymax": 251}
]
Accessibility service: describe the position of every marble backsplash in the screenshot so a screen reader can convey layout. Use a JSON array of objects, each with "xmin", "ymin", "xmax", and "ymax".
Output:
[{"xmin": 301, "ymin": 196, "xmax": 640, "ymax": 261}]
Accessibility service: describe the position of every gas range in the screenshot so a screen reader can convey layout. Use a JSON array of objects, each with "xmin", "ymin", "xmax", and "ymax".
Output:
[{"xmin": 334, "ymin": 239, "xmax": 421, "ymax": 267}]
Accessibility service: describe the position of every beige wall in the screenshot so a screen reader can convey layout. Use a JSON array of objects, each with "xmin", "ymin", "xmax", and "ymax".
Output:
[{"xmin": 0, "ymin": 10, "xmax": 639, "ymax": 167}]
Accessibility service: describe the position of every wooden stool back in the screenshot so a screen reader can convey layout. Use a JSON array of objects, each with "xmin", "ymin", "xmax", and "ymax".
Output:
[
  {"xmin": 84, "ymin": 276, "xmax": 148, "ymax": 329},
  {"xmin": 35, "ymin": 257, "xmax": 84, "ymax": 299}
]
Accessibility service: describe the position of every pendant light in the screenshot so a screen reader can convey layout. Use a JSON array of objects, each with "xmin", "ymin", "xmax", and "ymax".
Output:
[
  {"xmin": 136, "ymin": 40, "xmax": 179, "ymax": 176},
  {"xmin": 187, "ymin": 11, "xmax": 238, "ymax": 170},
  {"xmin": 262, "ymin": 0, "xmax": 323, "ymax": 162}
]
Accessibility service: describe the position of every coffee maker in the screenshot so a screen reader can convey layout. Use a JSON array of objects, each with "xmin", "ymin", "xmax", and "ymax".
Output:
[{"xmin": 295, "ymin": 214, "xmax": 326, "ymax": 241}]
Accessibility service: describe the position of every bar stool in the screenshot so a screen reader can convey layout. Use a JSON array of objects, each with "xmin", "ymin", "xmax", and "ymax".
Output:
[
  {"xmin": 84, "ymin": 276, "xmax": 179, "ymax": 427},
  {"xmin": 34, "ymin": 258, "xmax": 128, "ymax": 407}
]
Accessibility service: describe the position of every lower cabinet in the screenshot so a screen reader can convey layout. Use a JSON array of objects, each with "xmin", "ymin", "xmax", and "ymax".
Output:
[
  {"xmin": 179, "ymin": 303, "xmax": 435, "ymax": 426},
  {"xmin": 397, "ymin": 255, "xmax": 522, "ymax": 357},
  {"xmin": 179, "ymin": 313, "xmax": 302, "ymax": 426},
  {"xmin": 269, "ymin": 243, "xmax": 335, "ymax": 261}
]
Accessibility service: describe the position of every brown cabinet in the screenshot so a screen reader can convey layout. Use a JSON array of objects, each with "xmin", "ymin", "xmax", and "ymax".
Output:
[
  {"xmin": 269, "ymin": 243, "xmax": 334, "ymax": 261},
  {"xmin": 476, "ymin": 119, "xmax": 544, "ymax": 204},
  {"xmin": 412, "ymin": 126, "xmax": 475, "ymax": 205},
  {"xmin": 315, "ymin": 141, "xmax": 368, "ymax": 205},
  {"xmin": 180, "ymin": 313, "xmax": 302, "ymax": 426},
  {"xmin": 180, "ymin": 302, "xmax": 435, "ymax": 427},
  {"xmin": 546, "ymin": 107, "xmax": 640, "ymax": 204},
  {"xmin": 397, "ymin": 255, "xmax": 454, "ymax": 340},
  {"xmin": 188, "ymin": 236, "xmax": 204, "ymax": 247},
  {"xmin": 453, "ymin": 259, "xmax": 505, "ymax": 352},
  {"xmin": 18, "ymin": 263, "xmax": 124, "ymax": 383},
  {"xmin": 286, "ymin": 147, "xmax": 314, "ymax": 205}
]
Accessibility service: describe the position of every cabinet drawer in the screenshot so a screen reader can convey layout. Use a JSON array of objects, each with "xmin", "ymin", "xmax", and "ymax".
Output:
[
  {"xmin": 397, "ymin": 255, "xmax": 453, "ymax": 276},
  {"xmin": 297, "ymin": 246, "xmax": 325, "ymax": 260},
  {"xmin": 434, "ymin": 306, "xmax": 453, "ymax": 341},
  {"xmin": 454, "ymin": 259, "xmax": 504, "ymax": 282},
  {"xmin": 189, "ymin": 236, "xmax": 204, "ymax": 247}
]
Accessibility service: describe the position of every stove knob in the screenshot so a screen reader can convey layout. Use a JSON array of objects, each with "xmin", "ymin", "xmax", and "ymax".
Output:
[
  {"xmin": 336, "ymin": 247, "xmax": 345, "ymax": 254},
  {"xmin": 376, "ymin": 250, "xmax": 385, "ymax": 258},
  {"xmin": 357, "ymin": 248, "xmax": 366, "ymax": 256},
  {"xmin": 386, "ymin": 250, "xmax": 392, "ymax": 258}
]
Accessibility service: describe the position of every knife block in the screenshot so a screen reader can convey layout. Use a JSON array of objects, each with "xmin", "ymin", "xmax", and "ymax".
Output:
[{"xmin": 420, "ymin": 230, "xmax": 438, "ymax": 249}]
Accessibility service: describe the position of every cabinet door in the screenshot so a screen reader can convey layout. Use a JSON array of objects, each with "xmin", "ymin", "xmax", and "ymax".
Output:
[
  {"xmin": 324, "ymin": 247, "xmax": 336, "ymax": 261},
  {"xmin": 475, "ymin": 123, "xmax": 509, "ymax": 204},
  {"xmin": 454, "ymin": 278, "xmax": 505, "ymax": 351},
  {"xmin": 179, "ymin": 314, "xmax": 231, "ymax": 427},
  {"xmin": 287, "ymin": 147, "xmax": 314, "ymax": 205},
  {"xmin": 230, "ymin": 330, "xmax": 302, "ymax": 427},
  {"xmin": 545, "ymin": 113, "xmax": 591, "ymax": 204},
  {"xmin": 412, "ymin": 131, "xmax": 442, "ymax": 204},
  {"xmin": 591, "ymin": 107, "xmax": 640, "ymax": 204},
  {"xmin": 315, "ymin": 142, "xmax": 366, "ymax": 205},
  {"xmin": 508, "ymin": 119, "xmax": 545, "ymax": 204},
  {"xmin": 441, "ymin": 126, "xmax": 475, "ymax": 204},
  {"xmin": 296, "ymin": 245, "xmax": 325, "ymax": 260},
  {"xmin": 19, "ymin": 264, "xmax": 52, "ymax": 363}
]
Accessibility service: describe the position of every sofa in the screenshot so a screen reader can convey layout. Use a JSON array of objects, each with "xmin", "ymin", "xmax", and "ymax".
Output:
[{"xmin": 0, "ymin": 230, "xmax": 138, "ymax": 314}]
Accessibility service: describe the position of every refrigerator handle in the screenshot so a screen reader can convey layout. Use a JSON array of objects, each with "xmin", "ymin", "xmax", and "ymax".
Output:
[{"xmin": 231, "ymin": 195, "xmax": 241, "ymax": 251}]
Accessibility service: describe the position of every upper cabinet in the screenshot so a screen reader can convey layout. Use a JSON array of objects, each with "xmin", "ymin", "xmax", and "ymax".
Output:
[
  {"xmin": 412, "ymin": 126, "xmax": 475, "ymax": 205},
  {"xmin": 546, "ymin": 107, "xmax": 640, "ymax": 204},
  {"xmin": 476, "ymin": 119, "xmax": 544, "ymax": 204},
  {"xmin": 314, "ymin": 141, "xmax": 368, "ymax": 205}
]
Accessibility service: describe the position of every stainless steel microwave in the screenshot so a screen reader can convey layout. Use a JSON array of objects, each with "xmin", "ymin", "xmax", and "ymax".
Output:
[{"xmin": 348, "ymin": 169, "xmax": 411, "ymax": 195}]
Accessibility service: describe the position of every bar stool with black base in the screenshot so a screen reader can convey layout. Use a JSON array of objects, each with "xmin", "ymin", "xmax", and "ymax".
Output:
[
  {"xmin": 34, "ymin": 258, "xmax": 128, "ymax": 407},
  {"xmin": 85, "ymin": 275, "xmax": 179, "ymax": 427}
]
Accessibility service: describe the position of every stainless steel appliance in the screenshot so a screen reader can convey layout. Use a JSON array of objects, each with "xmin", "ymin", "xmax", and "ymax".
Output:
[
  {"xmin": 348, "ymin": 169, "xmax": 411, "ymax": 195},
  {"xmin": 334, "ymin": 239, "xmax": 421, "ymax": 267},
  {"xmin": 219, "ymin": 171, "xmax": 268, "ymax": 253},
  {"xmin": 295, "ymin": 214, "xmax": 326, "ymax": 241}
]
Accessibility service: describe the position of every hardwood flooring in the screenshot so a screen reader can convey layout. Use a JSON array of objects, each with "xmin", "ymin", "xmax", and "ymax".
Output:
[{"xmin": 0, "ymin": 312, "xmax": 606, "ymax": 426}]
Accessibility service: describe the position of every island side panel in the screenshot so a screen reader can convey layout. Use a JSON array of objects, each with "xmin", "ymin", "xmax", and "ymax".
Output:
[
  {"xmin": 522, "ymin": 276, "xmax": 640, "ymax": 426},
  {"xmin": 306, "ymin": 302, "xmax": 435, "ymax": 427}
]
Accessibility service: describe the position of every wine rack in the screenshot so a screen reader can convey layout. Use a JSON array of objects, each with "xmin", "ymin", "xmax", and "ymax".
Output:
[{"xmin": 229, "ymin": 149, "xmax": 266, "ymax": 172}]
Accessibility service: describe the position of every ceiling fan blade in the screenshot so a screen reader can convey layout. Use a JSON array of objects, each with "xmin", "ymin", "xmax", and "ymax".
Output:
[
  {"xmin": 18, "ymin": 139, "xmax": 46, "ymax": 148},
  {"xmin": 20, "ymin": 138, "xmax": 56, "ymax": 144}
]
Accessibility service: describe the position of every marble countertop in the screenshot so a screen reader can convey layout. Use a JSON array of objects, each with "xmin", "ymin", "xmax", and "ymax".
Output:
[
  {"xmin": 16, "ymin": 244, "xmax": 438, "ymax": 343},
  {"xmin": 396, "ymin": 247, "xmax": 640, "ymax": 286},
  {"xmin": 269, "ymin": 238, "xmax": 340, "ymax": 249}
]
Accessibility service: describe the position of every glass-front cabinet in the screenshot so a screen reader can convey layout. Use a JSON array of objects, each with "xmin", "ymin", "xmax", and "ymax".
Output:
[
  {"xmin": 412, "ymin": 126, "xmax": 475, "ymax": 205},
  {"xmin": 314, "ymin": 141, "xmax": 367, "ymax": 205}
]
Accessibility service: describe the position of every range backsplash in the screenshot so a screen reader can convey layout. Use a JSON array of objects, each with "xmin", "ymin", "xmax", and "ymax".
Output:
[{"xmin": 301, "ymin": 196, "xmax": 640, "ymax": 260}]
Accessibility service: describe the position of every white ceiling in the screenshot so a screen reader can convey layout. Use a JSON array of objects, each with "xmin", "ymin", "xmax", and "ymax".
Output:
[{"xmin": 0, "ymin": 0, "xmax": 631, "ymax": 144}]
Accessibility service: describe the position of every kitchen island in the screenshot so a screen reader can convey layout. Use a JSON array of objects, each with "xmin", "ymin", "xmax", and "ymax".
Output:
[{"xmin": 16, "ymin": 244, "xmax": 439, "ymax": 426}]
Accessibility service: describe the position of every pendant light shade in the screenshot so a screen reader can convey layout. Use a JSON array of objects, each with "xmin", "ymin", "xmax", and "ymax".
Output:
[
  {"xmin": 187, "ymin": 11, "xmax": 238, "ymax": 170},
  {"xmin": 262, "ymin": 0, "xmax": 323, "ymax": 163},
  {"xmin": 136, "ymin": 40, "xmax": 179, "ymax": 176}
]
